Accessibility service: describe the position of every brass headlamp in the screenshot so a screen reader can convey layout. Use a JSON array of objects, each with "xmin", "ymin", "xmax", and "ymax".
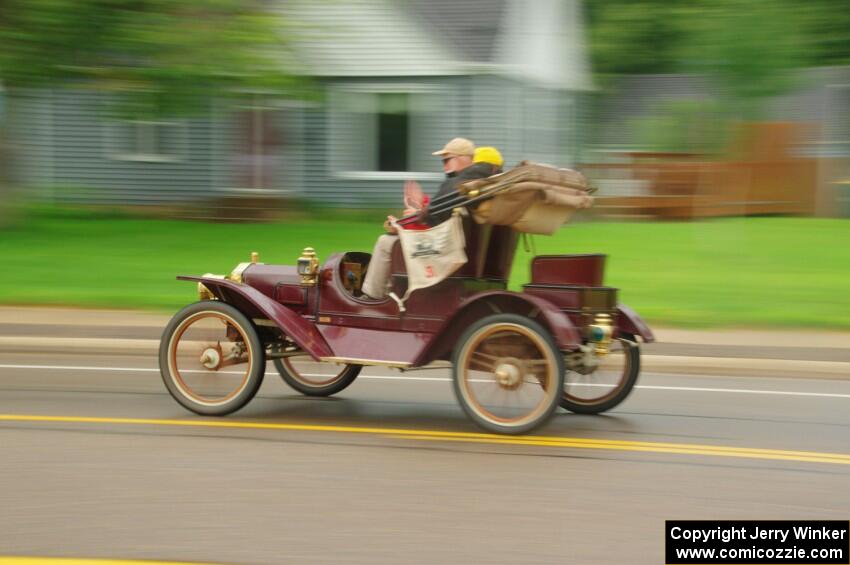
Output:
[
  {"xmin": 227, "ymin": 251, "xmax": 261, "ymax": 285},
  {"xmin": 198, "ymin": 273, "xmax": 226, "ymax": 301},
  {"xmin": 297, "ymin": 247, "xmax": 319, "ymax": 286},
  {"xmin": 198, "ymin": 281, "xmax": 216, "ymax": 301},
  {"xmin": 197, "ymin": 252, "xmax": 260, "ymax": 299}
]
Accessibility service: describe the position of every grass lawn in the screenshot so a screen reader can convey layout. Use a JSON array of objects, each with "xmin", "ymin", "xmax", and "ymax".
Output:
[{"xmin": 1, "ymin": 207, "xmax": 848, "ymax": 329}]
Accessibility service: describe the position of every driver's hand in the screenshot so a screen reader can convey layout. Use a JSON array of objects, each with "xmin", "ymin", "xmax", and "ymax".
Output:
[
  {"xmin": 384, "ymin": 215, "xmax": 398, "ymax": 234},
  {"xmin": 404, "ymin": 180, "xmax": 424, "ymax": 210}
]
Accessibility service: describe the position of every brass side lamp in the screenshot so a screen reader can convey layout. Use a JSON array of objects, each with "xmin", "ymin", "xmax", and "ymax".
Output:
[{"xmin": 297, "ymin": 247, "xmax": 319, "ymax": 286}]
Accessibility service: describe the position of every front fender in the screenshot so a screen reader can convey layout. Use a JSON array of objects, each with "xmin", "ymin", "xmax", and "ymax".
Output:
[
  {"xmin": 414, "ymin": 290, "xmax": 582, "ymax": 366},
  {"xmin": 178, "ymin": 276, "xmax": 333, "ymax": 359},
  {"xmin": 617, "ymin": 304, "xmax": 655, "ymax": 343}
]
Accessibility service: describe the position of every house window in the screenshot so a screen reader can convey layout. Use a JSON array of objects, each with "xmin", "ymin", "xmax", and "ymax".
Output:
[
  {"xmin": 377, "ymin": 93, "xmax": 409, "ymax": 172},
  {"xmin": 231, "ymin": 102, "xmax": 282, "ymax": 190},
  {"xmin": 329, "ymin": 86, "xmax": 445, "ymax": 180},
  {"xmin": 105, "ymin": 120, "xmax": 187, "ymax": 162}
]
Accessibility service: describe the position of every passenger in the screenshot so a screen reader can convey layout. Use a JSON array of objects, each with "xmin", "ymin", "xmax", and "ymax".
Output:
[
  {"xmin": 361, "ymin": 137, "xmax": 485, "ymax": 300},
  {"xmin": 472, "ymin": 146, "xmax": 504, "ymax": 176},
  {"xmin": 470, "ymin": 147, "xmax": 505, "ymax": 178}
]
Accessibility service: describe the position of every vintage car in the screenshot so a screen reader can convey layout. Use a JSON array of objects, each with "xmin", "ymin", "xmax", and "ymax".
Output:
[{"xmin": 158, "ymin": 163, "xmax": 655, "ymax": 434}]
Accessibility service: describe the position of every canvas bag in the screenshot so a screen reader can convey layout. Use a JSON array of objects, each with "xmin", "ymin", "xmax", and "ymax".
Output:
[{"xmin": 388, "ymin": 212, "xmax": 467, "ymax": 312}]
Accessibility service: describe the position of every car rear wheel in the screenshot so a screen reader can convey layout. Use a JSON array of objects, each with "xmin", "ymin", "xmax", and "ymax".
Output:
[
  {"xmin": 560, "ymin": 333, "xmax": 640, "ymax": 414},
  {"xmin": 159, "ymin": 301, "xmax": 265, "ymax": 416},
  {"xmin": 452, "ymin": 314, "xmax": 564, "ymax": 435},
  {"xmin": 273, "ymin": 356, "xmax": 361, "ymax": 397}
]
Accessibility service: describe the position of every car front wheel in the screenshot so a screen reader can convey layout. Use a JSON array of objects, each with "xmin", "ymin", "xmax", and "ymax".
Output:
[{"xmin": 159, "ymin": 301, "xmax": 265, "ymax": 416}]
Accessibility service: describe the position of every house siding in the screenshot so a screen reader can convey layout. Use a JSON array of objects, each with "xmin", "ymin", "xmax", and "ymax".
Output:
[
  {"xmin": 293, "ymin": 75, "xmax": 580, "ymax": 208},
  {"xmin": 9, "ymin": 89, "xmax": 222, "ymax": 205},
  {"xmin": 466, "ymin": 75, "xmax": 579, "ymax": 167},
  {"xmin": 7, "ymin": 91, "xmax": 55, "ymax": 196},
  {"xmin": 8, "ymin": 90, "xmax": 312, "ymax": 206},
  {"xmin": 9, "ymin": 76, "xmax": 583, "ymax": 208}
]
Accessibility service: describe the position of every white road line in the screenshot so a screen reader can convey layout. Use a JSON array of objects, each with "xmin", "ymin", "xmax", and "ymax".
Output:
[
  {"xmin": 2, "ymin": 363, "xmax": 850, "ymax": 399},
  {"xmin": 1, "ymin": 363, "xmax": 159, "ymax": 372},
  {"xmin": 635, "ymin": 384, "xmax": 850, "ymax": 398},
  {"xmin": 0, "ymin": 363, "xmax": 453, "ymax": 381}
]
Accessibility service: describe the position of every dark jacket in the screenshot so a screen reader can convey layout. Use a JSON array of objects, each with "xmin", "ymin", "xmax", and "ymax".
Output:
[{"xmin": 425, "ymin": 162, "xmax": 501, "ymax": 226}]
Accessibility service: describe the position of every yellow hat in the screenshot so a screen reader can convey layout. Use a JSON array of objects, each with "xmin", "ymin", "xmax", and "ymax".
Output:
[
  {"xmin": 473, "ymin": 146, "xmax": 504, "ymax": 167},
  {"xmin": 432, "ymin": 137, "xmax": 475, "ymax": 157}
]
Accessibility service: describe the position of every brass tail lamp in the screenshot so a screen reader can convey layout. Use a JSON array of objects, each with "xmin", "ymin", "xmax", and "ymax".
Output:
[{"xmin": 588, "ymin": 313, "xmax": 613, "ymax": 356}]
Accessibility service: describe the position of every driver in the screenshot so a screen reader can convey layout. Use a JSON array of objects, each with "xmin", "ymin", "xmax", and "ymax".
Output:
[{"xmin": 361, "ymin": 137, "xmax": 482, "ymax": 300}]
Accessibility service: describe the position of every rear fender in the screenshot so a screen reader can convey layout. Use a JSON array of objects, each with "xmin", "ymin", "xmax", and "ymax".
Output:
[
  {"xmin": 414, "ymin": 291, "xmax": 581, "ymax": 366},
  {"xmin": 617, "ymin": 304, "xmax": 655, "ymax": 343},
  {"xmin": 178, "ymin": 276, "xmax": 333, "ymax": 359}
]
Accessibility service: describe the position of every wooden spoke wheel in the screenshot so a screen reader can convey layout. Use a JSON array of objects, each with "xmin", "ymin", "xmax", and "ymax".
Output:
[
  {"xmin": 452, "ymin": 314, "xmax": 564, "ymax": 435},
  {"xmin": 273, "ymin": 356, "xmax": 361, "ymax": 397},
  {"xmin": 560, "ymin": 334, "xmax": 640, "ymax": 414},
  {"xmin": 159, "ymin": 302, "xmax": 265, "ymax": 415}
]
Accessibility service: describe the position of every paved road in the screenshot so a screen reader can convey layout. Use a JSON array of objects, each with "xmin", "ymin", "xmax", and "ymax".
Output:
[{"xmin": 1, "ymin": 352, "xmax": 849, "ymax": 564}]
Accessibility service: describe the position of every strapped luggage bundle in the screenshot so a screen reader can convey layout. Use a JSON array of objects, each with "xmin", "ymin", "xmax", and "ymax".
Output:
[{"xmin": 457, "ymin": 161, "xmax": 594, "ymax": 235}]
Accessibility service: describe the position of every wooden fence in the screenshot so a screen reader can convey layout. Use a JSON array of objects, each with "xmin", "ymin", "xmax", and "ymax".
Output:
[{"xmin": 582, "ymin": 124, "xmax": 819, "ymax": 220}]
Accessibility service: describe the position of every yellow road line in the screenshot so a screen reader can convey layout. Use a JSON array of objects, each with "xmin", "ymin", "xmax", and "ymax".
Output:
[
  {"xmin": 2, "ymin": 413, "xmax": 849, "ymax": 466},
  {"xmin": 395, "ymin": 436, "xmax": 850, "ymax": 465},
  {"xmin": 0, "ymin": 558, "xmax": 220, "ymax": 565}
]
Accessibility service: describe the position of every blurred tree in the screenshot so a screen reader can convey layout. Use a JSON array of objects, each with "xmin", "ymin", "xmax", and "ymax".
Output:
[
  {"xmin": 586, "ymin": 0, "xmax": 842, "ymax": 77},
  {"xmin": 0, "ymin": 0, "xmax": 309, "ymax": 115},
  {"xmin": 585, "ymin": 0, "xmax": 691, "ymax": 77},
  {"xmin": 795, "ymin": 0, "xmax": 850, "ymax": 66},
  {"xmin": 683, "ymin": 0, "xmax": 805, "ymax": 119}
]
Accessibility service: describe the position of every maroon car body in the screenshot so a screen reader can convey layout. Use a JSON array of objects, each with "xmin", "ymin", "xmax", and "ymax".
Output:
[{"xmin": 160, "ymin": 212, "xmax": 653, "ymax": 435}]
